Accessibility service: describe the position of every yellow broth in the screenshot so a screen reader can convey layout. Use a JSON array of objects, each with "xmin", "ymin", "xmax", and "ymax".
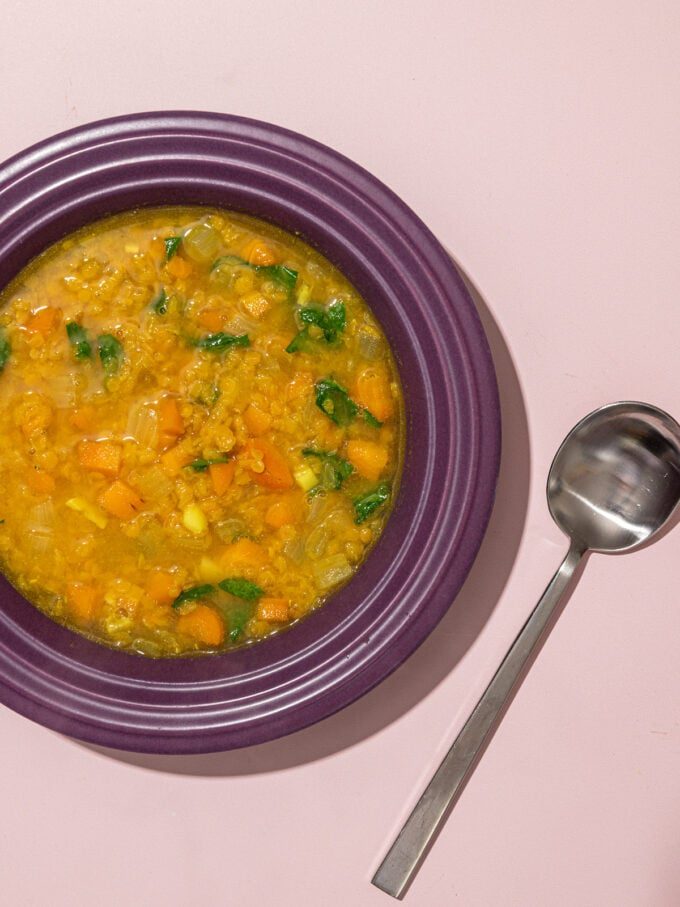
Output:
[{"xmin": 0, "ymin": 208, "xmax": 403, "ymax": 655}]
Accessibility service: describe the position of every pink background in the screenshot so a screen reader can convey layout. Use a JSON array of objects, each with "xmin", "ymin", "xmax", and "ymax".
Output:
[{"xmin": 1, "ymin": 2, "xmax": 679, "ymax": 905}]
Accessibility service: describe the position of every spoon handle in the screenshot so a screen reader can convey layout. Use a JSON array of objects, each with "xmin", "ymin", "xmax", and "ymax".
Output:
[{"xmin": 372, "ymin": 542, "xmax": 585, "ymax": 899}]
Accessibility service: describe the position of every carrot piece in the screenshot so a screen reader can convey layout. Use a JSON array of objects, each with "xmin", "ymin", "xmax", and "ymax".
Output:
[
  {"xmin": 25, "ymin": 306, "xmax": 61, "ymax": 335},
  {"xmin": 243, "ymin": 403, "xmax": 272, "ymax": 436},
  {"xmin": 346, "ymin": 440, "xmax": 389, "ymax": 482},
  {"xmin": 77, "ymin": 440, "xmax": 122, "ymax": 476},
  {"xmin": 220, "ymin": 538, "xmax": 268, "ymax": 571},
  {"xmin": 166, "ymin": 256, "xmax": 193, "ymax": 279},
  {"xmin": 209, "ymin": 460, "xmax": 235, "ymax": 495},
  {"xmin": 27, "ymin": 469, "xmax": 56, "ymax": 495},
  {"xmin": 240, "ymin": 292, "xmax": 270, "ymax": 319},
  {"xmin": 244, "ymin": 439, "xmax": 293, "ymax": 490},
  {"xmin": 354, "ymin": 368, "xmax": 394, "ymax": 422},
  {"xmin": 241, "ymin": 238, "xmax": 277, "ymax": 266},
  {"xmin": 100, "ymin": 480, "xmax": 143, "ymax": 520},
  {"xmin": 70, "ymin": 406, "xmax": 96, "ymax": 432},
  {"xmin": 145, "ymin": 571, "xmax": 181, "ymax": 605},
  {"xmin": 264, "ymin": 494, "xmax": 303, "ymax": 529},
  {"xmin": 157, "ymin": 396, "xmax": 184, "ymax": 437},
  {"xmin": 197, "ymin": 308, "xmax": 225, "ymax": 332},
  {"xmin": 176, "ymin": 604, "xmax": 225, "ymax": 647},
  {"xmin": 256, "ymin": 597, "xmax": 289, "ymax": 622},
  {"xmin": 66, "ymin": 582, "xmax": 100, "ymax": 624},
  {"xmin": 160, "ymin": 445, "xmax": 192, "ymax": 476}
]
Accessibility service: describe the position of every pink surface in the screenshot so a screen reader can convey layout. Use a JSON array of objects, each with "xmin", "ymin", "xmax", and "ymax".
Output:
[{"xmin": 1, "ymin": 2, "xmax": 679, "ymax": 905}]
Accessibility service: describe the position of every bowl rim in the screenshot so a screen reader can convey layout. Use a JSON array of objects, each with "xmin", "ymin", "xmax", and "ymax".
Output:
[{"xmin": 0, "ymin": 111, "xmax": 500, "ymax": 753}]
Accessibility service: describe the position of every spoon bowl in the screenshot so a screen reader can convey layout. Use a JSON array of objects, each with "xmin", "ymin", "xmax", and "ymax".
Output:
[{"xmin": 548, "ymin": 402, "xmax": 680, "ymax": 553}]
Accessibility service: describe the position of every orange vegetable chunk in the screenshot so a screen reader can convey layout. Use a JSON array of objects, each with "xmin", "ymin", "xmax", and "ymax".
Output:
[
  {"xmin": 77, "ymin": 440, "xmax": 122, "ymax": 476},
  {"xmin": 241, "ymin": 237, "xmax": 277, "ymax": 266},
  {"xmin": 209, "ymin": 460, "xmax": 235, "ymax": 495},
  {"xmin": 354, "ymin": 367, "xmax": 394, "ymax": 423},
  {"xmin": 146, "ymin": 571, "xmax": 181, "ymax": 605},
  {"xmin": 220, "ymin": 538, "xmax": 268, "ymax": 572},
  {"xmin": 176, "ymin": 604, "xmax": 225, "ymax": 646},
  {"xmin": 346, "ymin": 440, "xmax": 389, "ymax": 482},
  {"xmin": 197, "ymin": 308, "xmax": 225, "ymax": 332},
  {"xmin": 27, "ymin": 469, "xmax": 56, "ymax": 494},
  {"xmin": 264, "ymin": 494, "xmax": 303, "ymax": 528},
  {"xmin": 166, "ymin": 256, "xmax": 192, "ymax": 278},
  {"xmin": 245, "ymin": 439, "xmax": 293, "ymax": 489},
  {"xmin": 256, "ymin": 597, "xmax": 289, "ymax": 622},
  {"xmin": 25, "ymin": 306, "xmax": 61, "ymax": 335},
  {"xmin": 243, "ymin": 404, "xmax": 272, "ymax": 436},
  {"xmin": 158, "ymin": 396, "xmax": 184, "ymax": 437},
  {"xmin": 161, "ymin": 445, "xmax": 192, "ymax": 476},
  {"xmin": 66, "ymin": 582, "xmax": 100, "ymax": 624},
  {"xmin": 100, "ymin": 480, "xmax": 143, "ymax": 520}
]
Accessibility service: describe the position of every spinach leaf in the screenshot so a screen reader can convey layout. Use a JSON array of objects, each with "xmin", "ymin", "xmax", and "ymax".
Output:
[
  {"xmin": 353, "ymin": 483, "xmax": 390, "ymax": 524},
  {"xmin": 218, "ymin": 577, "xmax": 263, "ymax": 601},
  {"xmin": 302, "ymin": 448, "xmax": 354, "ymax": 491},
  {"xmin": 185, "ymin": 455, "xmax": 230, "ymax": 472},
  {"xmin": 229, "ymin": 607, "xmax": 252, "ymax": 642},
  {"xmin": 363, "ymin": 408, "xmax": 382, "ymax": 428},
  {"xmin": 164, "ymin": 236, "xmax": 182, "ymax": 260},
  {"xmin": 314, "ymin": 378, "xmax": 358, "ymax": 426},
  {"xmin": 97, "ymin": 334, "xmax": 124, "ymax": 375},
  {"xmin": 211, "ymin": 255, "xmax": 298, "ymax": 291},
  {"xmin": 287, "ymin": 300, "xmax": 346, "ymax": 353},
  {"xmin": 172, "ymin": 584, "xmax": 215, "ymax": 610},
  {"xmin": 195, "ymin": 332, "xmax": 250, "ymax": 352},
  {"xmin": 65, "ymin": 322, "xmax": 92, "ymax": 359},
  {"xmin": 0, "ymin": 330, "xmax": 11, "ymax": 373}
]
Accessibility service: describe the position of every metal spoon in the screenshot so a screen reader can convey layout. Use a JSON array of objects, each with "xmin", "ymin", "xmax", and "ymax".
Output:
[{"xmin": 373, "ymin": 401, "xmax": 680, "ymax": 899}]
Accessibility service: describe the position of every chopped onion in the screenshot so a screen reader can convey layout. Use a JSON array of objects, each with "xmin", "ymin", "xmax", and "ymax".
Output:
[
  {"xmin": 125, "ymin": 402, "xmax": 158, "ymax": 449},
  {"xmin": 312, "ymin": 554, "xmax": 353, "ymax": 591},
  {"xmin": 26, "ymin": 500, "xmax": 55, "ymax": 535},
  {"xmin": 182, "ymin": 224, "xmax": 220, "ymax": 264},
  {"xmin": 132, "ymin": 466, "xmax": 173, "ymax": 501}
]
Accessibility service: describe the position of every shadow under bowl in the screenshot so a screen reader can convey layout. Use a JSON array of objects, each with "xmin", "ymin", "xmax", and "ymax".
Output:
[{"xmin": 0, "ymin": 111, "xmax": 500, "ymax": 754}]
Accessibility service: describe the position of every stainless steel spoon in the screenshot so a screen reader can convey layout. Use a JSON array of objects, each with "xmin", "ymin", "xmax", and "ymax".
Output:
[{"xmin": 373, "ymin": 401, "xmax": 680, "ymax": 899}]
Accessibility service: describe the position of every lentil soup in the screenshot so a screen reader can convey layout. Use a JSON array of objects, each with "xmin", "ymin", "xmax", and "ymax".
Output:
[{"xmin": 0, "ymin": 207, "xmax": 403, "ymax": 655}]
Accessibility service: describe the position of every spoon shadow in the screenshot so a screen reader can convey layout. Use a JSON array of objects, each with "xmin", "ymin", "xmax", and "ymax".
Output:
[{"xmin": 78, "ymin": 262, "xmax": 531, "ymax": 776}]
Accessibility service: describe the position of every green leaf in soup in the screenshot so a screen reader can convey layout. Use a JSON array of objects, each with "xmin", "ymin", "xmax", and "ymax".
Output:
[
  {"xmin": 218, "ymin": 577, "xmax": 263, "ymax": 601},
  {"xmin": 228, "ymin": 606, "xmax": 252, "ymax": 642},
  {"xmin": 314, "ymin": 378, "xmax": 358, "ymax": 426},
  {"xmin": 302, "ymin": 448, "xmax": 354, "ymax": 490},
  {"xmin": 195, "ymin": 332, "xmax": 250, "ymax": 352},
  {"xmin": 297, "ymin": 300, "xmax": 346, "ymax": 343},
  {"xmin": 151, "ymin": 288, "xmax": 168, "ymax": 314},
  {"xmin": 285, "ymin": 328, "xmax": 310, "ymax": 354},
  {"xmin": 362, "ymin": 408, "xmax": 382, "ymax": 428},
  {"xmin": 0, "ymin": 330, "xmax": 11, "ymax": 372},
  {"xmin": 97, "ymin": 333, "xmax": 124, "ymax": 375},
  {"xmin": 210, "ymin": 255, "xmax": 298, "ymax": 291},
  {"xmin": 65, "ymin": 322, "xmax": 92, "ymax": 359},
  {"xmin": 353, "ymin": 483, "xmax": 390, "ymax": 524},
  {"xmin": 164, "ymin": 236, "xmax": 182, "ymax": 260},
  {"xmin": 172, "ymin": 584, "xmax": 216, "ymax": 610},
  {"xmin": 185, "ymin": 455, "xmax": 231, "ymax": 472}
]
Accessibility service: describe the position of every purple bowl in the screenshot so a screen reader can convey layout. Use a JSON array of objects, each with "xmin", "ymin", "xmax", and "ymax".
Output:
[{"xmin": 0, "ymin": 112, "xmax": 500, "ymax": 753}]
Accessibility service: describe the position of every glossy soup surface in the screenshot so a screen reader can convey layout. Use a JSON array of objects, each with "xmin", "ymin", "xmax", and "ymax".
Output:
[{"xmin": 0, "ymin": 207, "xmax": 403, "ymax": 655}]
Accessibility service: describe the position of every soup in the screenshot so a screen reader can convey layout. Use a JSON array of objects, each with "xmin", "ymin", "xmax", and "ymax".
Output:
[{"xmin": 0, "ymin": 208, "xmax": 403, "ymax": 655}]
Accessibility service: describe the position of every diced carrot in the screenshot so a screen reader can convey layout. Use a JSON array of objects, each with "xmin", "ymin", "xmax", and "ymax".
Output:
[
  {"xmin": 197, "ymin": 308, "xmax": 225, "ymax": 332},
  {"xmin": 240, "ymin": 292, "xmax": 270, "ymax": 319},
  {"xmin": 25, "ymin": 306, "xmax": 61, "ymax": 336},
  {"xmin": 160, "ymin": 445, "xmax": 192, "ymax": 476},
  {"xmin": 100, "ymin": 480, "xmax": 143, "ymax": 520},
  {"xmin": 256, "ymin": 597, "xmax": 289, "ymax": 622},
  {"xmin": 209, "ymin": 460, "xmax": 235, "ymax": 496},
  {"xmin": 66, "ymin": 582, "xmax": 100, "ymax": 624},
  {"xmin": 264, "ymin": 494, "xmax": 303, "ymax": 529},
  {"xmin": 220, "ymin": 538, "xmax": 268, "ymax": 572},
  {"xmin": 145, "ymin": 571, "xmax": 181, "ymax": 605},
  {"xmin": 166, "ymin": 256, "xmax": 193, "ymax": 279},
  {"xmin": 354, "ymin": 367, "xmax": 395, "ymax": 422},
  {"xmin": 157, "ymin": 396, "xmax": 184, "ymax": 437},
  {"xmin": 27, "ymin": 469, "xmax": 56, "ymax": 495},
  {"xmin": 243, "ymin": 403, "xmax": 272, "ymax": 436},
  {"xmin": 176, "ymin": 604, "xmax": 225, "ymax": 647},
  {"xmin": 70, "ymin": 406, "xmax": 96, "ymax": 432},
  {"xmin": 346, "ymin": 440, "xmax": 389, "ymax": 482},
  {"xmin": 244, "ymin": 439, "xmax": 293, "ymax": 490},
  {"xmin": 241, "ymin": 237, "xmax": 278, "ymax": 266},
  {"xmin": 286, "ymin": 371, "xmax": 313, "ymax": 400},
  {"xmin": 77, "ymin": 440, "xmax": 122, "ymax": 476}
]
